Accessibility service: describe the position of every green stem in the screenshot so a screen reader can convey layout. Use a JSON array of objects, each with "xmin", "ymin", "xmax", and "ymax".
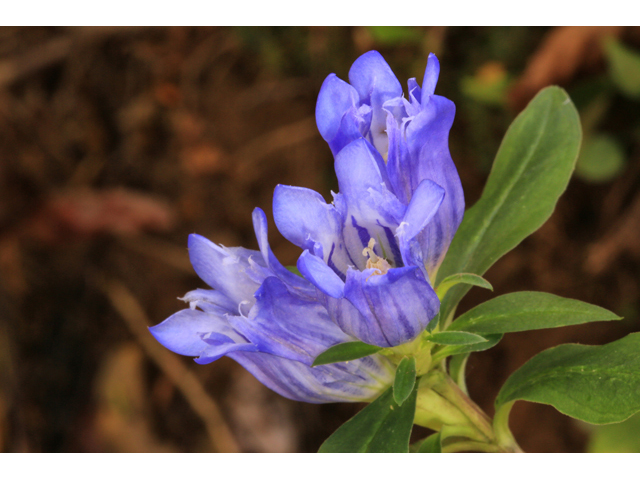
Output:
[
  {"xmin": 442, "ymin": 440, "xmax": 502, "ymax": 453},
  {"xmin": 429, "ymin": 371, "xmax": 495, "ymax": 443},
  {"xmin": 493, "ymin": 401, "xmax": 524, "ymax": 453}
]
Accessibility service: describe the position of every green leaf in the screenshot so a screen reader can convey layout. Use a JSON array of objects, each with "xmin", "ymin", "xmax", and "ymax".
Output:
[
  {"xmin": 450, "ymin": 292, "xmax": 621, "ymax": 335},
  {"xmin": 433, "ymin": 334, "xmax": 503, "ymax": 360},
  {"xmin": 426, "ymin": 311, "xmax": 440, "ymax": 333},
  {"xmin": 428, "ymin": 331, "xmax": 488, "ymax": 346},
  {"xmin": 393, "ymin": 357, "xmax": 417, "ymax": 406},
  {"xmin": 604, "ymin": 37, "xmax": 640, "ymax": 99},
  {"xmin": 285, "ymin": 266, "xmax": 303, "ymax": 277},
  {"xmin": 312, "ymin": 341, "xmax": 382, "ymax": 367},
  {"xmin": 436, "ymin": 273, "xmax": 493, "ymax": 300},
  {"xmin": 436, "ymin": 87, "xmax": 582, "ymax": 322},
  {"xmin": 417, "ymin": 432, "xmax": 442, "ymax": 453},
  {"xmin": 319, "ymin": 386, "xmax": 417, "ymax": 453},
  {"xmin": 575, "ymin": 134, "xmax": 626, "ymax": 183},
  {"xmin": 495, "ymin": 333, "xmax": 640, "ymax": 425}
]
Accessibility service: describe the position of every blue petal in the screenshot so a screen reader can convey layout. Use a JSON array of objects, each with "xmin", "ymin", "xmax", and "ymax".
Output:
[
  {"xmin": 342, "ymin": 267, "xmax": 440, "ymax": 347},
  {"xmin": 405, "ymin": 95, "xmax": 465, "ymax": 276},
  {"xmin": 229, "ymin": 350, "xmax": 393, "ymax": 403},
  {"xmin": 231, "ymin": 276, "xmax": 353, "ymax": 365},
  {"xmin": 348, "ymin": 51, "xmax": 403, "ymax": 155},
  {"xmin": 188, "ymin": 234, "xmax": 266, "ymax": 309},
  {"xmin": 316, "ymin": 74, "xmax": 363, "ymax": 152},
  {"xmin": 421, "ymin": 53, "xmax": 441, "ymax": 102},
  {"xmin": 272, "ymin": 185, "xmax": 351, "ymax": 275},
  {"xmin": 397, "ymin": 179, "xmax": 445, "ymax": 271},
  {"xmin": 149, "ymin": 308, "xmax": 257, "ymax": 362},
  {"xmin": 179, "ymin": 288, "xmax": 237, "ymax": 315},
  {"xmin": 251, "ymin": 207, "xmax": 315, "ymax": 297},
  {"xmin": 297, "ymin": 250, "xmax": 345, "ymax": 298},
  {"xmin": 334, "ymin": 139, "xmax": 406, "ymax": 269}
]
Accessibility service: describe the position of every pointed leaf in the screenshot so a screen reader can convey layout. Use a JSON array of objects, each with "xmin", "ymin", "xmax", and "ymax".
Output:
[
  {"xmin": 312, "ymin": 341, "xmax": 382, "ymax": 367},
  {"xmin": 393, "ymin": 357, "xmax": 417, "ymax": 406},
  {"xmin": 495, "ymin": 333, "xmax": 640, "ymax": 425},
  {"xmin": 417, "ymin": 432, "xmax": 442, "ymax": 453},
  {"xmin": 319, "ymin": 385, "xmax": 417, "ymax": 453},
  {"xmin": 436, "ymin": 273, "xmax": 493, "ymax": 300},
  {"xmin": 428, "ymin": 331, "xmax": 487, "ymax": 346},
  {"xmin": 434, "ymin": 334, "xmax": 503, "ymax": 359},
  {"xmin": 450, "ymin": 292, "xmax": 621, "ymax": 335},
  {"xmin": 436, "ymin": 87, "xmax": 582, "ymax": 322}
]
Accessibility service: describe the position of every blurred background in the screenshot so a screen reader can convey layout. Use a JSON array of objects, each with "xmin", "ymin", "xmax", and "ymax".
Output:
[{"xmin": 1, "ymin": 26, "xmax": 640, "ymax": 453}]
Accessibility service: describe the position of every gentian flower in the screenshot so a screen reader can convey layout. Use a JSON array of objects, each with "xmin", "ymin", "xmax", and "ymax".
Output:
[
  {"xmin": 150, "ymin": 208, "xmax": 394, "ymax": 403},
  {"xmin": 272, "ymin": 51, "xmax": 464, "ymax": 348}
]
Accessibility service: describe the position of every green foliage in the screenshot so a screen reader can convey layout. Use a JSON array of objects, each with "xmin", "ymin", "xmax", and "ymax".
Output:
[
  {"xmin": 604, "ymin": 37, "xmax": 640, "ymax": 99},
  {"xmin": 312, "ymin": 341, "xmax": 382, "ymax": 367},
  {"xmin": 366, "ymin": 26, "xmax": 423, "ymax": 46},
  {"xmin": 428, "ymin": 331, "xmax": 488, "ymax": 346},
  {"xmin": 319, "ymin": 386, "xmax": 417, "ymax": 453},
  {"xmin": 495, "ymin": 333, "xmax": 640, "ymax": 425},
  {"xmin": 393, "ymin": 357, "xmax": 417, "ymax": 406},
  {"xmin": 433, "ymin": 334, "xmax": 503, "ymax": 360},
  {"xmin": 575, "ymin": 134, "xmax": 626, "ymax": 183},
  {"xmin": 450, "ymin": 292, "xmax": 621, "ymax": 334},
  {"xmin": 436, "ymin": 273, "xmax": 493, "ymax": 301},
  {"xmin": 416, "ymin": 432, "xmax": 442, "ymax": 453},
  {"xmin": 436, "ymin": 87, "xmax": 582, "ymax": 322},
  {"xmin": 587, "ymin": 412, "xmax": 640, "ymax": 453}
]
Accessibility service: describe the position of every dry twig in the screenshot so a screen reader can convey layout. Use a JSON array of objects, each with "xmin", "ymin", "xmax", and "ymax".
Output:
[{"xmin": 99, "ymin": 276, "xmax": 240, "ymax": 453}]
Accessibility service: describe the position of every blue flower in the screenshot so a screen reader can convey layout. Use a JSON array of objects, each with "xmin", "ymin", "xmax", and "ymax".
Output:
[
  {"xmin": 150, "ymin": 208, "xmax": 394, "ymax": 403},
  {"xmin": 272, "ymin": 51, "xmax": 465, "ymax": 347}
]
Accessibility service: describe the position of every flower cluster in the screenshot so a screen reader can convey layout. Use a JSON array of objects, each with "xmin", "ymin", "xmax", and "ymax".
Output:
[{"xmin": 151, "ymin": 51, "xmax": 464, "ymax": 403}]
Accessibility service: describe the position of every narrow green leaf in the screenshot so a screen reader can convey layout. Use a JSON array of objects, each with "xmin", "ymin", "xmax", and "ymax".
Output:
[
  {"xmin": 417, "ymin": 432, "xmax": 442, "ymax": 453},
  {"xmin": 285, "ymin": 266, "xmax": 303, "ymax": 277},
  {"xmin": 450, "ymin": 292, "xmax": 621, "ymax": 335},
  {"xmin": 428, "ymin": 331, "xmax": 488, "ymax": 346},
  {"xmin": 312, "ymin": 341, "xmax": 382, "ymax": 367},
  {"xmin": 436, "ymin": 87, "xmax": 582, "ymax": 322},
  {"xmin": 393, "ymin": 357, "xmax": 417, "ymax": 406},
  {"xmin": 434, "ymin": 334, "xmax": 503, "ymax": 359},
  {"xmin": 319, "ymin": 386, "xmax": 417, "ymax": 453},
  {"xmin": 604, "ymin": 37, "xmax": 640, "ymax": 99},
  {"xmin": 426, "ymin": 311, "xmax": 440, "ymax": 333},
  {"xmin": 495, "ymin": 332, "xmax": 640, "ymax": 424},
  {"xmin": 436, "ymin": 273, "xmax": 493, "ymax": 300}
]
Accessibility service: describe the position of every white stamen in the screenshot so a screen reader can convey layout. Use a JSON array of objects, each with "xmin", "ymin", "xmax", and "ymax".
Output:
[{"xmin": 362, "ymin": 238, "xmax": 391, "ymax": 277}]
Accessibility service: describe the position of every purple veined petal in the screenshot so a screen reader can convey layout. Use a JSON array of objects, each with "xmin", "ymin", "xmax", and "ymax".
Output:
[
  {"xmin": 406, "ymin": 95, "xmax": 464, "ymax": 277},
  {"xmin": 348, "ymin": 51, "xmax": 403, "ymax": 156},
  {"xmin": 231, "ymin": 276, "xmax": 353, "ymax": 365},
  {"xmin": 251, "ymin": 207, "xmax": 316, "ymax": 298},
  {"xmin": 272, "ymin": 186, "xmax": 351, "ymax": 275},
  {"xmin": 188, "ymin": 234, "xmax": 266, "ymax": 309},
  {"xmin": 297, "ymin": 250, "xmax": 345, "ymax": 298},
  {"xmin": 228, "ymin": 350, "xmax": 393, "ymax": 403},
  {"xmin": 316, "ymin": 73, "xmax": 360, "ymax": 144},
  {"xmin": 149, "ymin": 308, "xmax": 257, "ymax": 362},
  {"xmin": 396, "ymin": 179, "xmax": 445, "ymax": 272},
  {"xmin": 342, "ymin": 266, "xmax": 440, "ymax": 347},
  {"xmin": 334, "ymin": 139, "xmax": 406, "ymax": 269},
  {"xmin": 421, "ymin": 53, "xmax": 441, "ymax": 103},
  {"xmin": 385, "ymin": 111, "xmax": 412, "ymax": 205}
]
